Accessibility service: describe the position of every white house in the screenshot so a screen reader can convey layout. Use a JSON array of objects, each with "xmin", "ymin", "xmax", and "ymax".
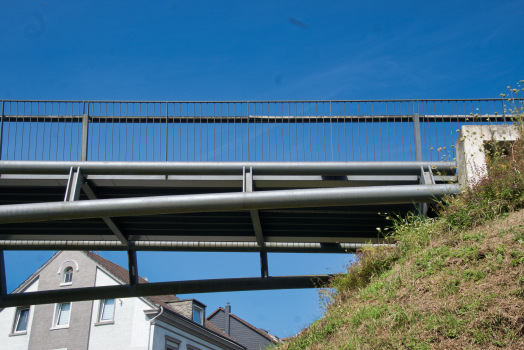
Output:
[{"xmin": 0, "ymin": 251, "xmax": 246, "ymax": 350}]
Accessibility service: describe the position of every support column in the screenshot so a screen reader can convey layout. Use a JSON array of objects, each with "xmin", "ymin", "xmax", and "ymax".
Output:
[
  {"xmin": 0, "ymin": 250, "xmax": 6, "ymax": 296},
  {"xmin": 127, "ymin": 250, "xmax": 139, "ymax": 286},
  {"xmin": 244, "ymin": 167, "xmax": 268, "ymax": 278},
  {"xmin": 419, "ymin": 166, "xmax": 435, "ymax": 217},
  {"xmin": 244, "ymin": 167, "xmax": 264, "ymax": 247},
  {"xmin": 64, "ymin": 167, "xmax": 83, "ymax": 202},
  {"xmin": 260, "ymin": 251, "xmax": 268, "ymax": 279}
]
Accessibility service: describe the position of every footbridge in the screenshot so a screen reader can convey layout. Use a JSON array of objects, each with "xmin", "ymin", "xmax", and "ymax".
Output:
[{"xmin": 0, "ymin": 99, "xmax": 511, "ymax": 307}]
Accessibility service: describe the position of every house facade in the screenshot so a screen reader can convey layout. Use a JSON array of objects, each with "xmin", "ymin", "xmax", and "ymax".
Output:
[
  {"xmin": 0, "ymin": 251, "xmax": 245, "ymax": 350},
  {"xmin": 207, "ymin": 304, "xmax": 280, "ymax": 350}
]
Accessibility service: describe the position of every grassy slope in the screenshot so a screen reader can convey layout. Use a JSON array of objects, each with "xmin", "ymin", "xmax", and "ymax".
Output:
[{"xmin": 279, "ymin": 138, "xmax": 524, "ymax": 349}]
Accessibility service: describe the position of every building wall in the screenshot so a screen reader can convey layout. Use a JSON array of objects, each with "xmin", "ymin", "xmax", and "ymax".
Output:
[
  {"xmin": 152, "ymin": 318, "xmax": 226, "ymax": 350},
  {"xmin": 229, "ymin": 317, "xmax": 272, "ymax": 350},
  {"xmin": 87, "ymin": 268, "xmax": 151, "ymax": 350},
  {"xmin": 167, "ymin": 301, "xmax": 193, "ymax": 320},
  {"xmin": 208, "ymin": 311, "xmax": 225, "ymax": 332},
  {"xmin": 208, "ymin": 310, "xmax": 273, "ymax": 350},
  {"xmin": 0, "ymin": 278, "xmax": 39, "ymax": 350},
  {"xmin": 28, "ymin": 251, "xmax": 97, "ymax": 350}
]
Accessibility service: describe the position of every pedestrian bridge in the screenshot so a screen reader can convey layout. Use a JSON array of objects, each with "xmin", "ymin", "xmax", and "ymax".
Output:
[{"xmin": 0, "ymin": 98, "xmax": 510, "ymax": 307}]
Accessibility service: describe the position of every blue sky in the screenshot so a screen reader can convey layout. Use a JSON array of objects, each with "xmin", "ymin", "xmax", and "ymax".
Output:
[{"xmin": 1, "ymin": 0, "xmax": 523, "ymax": 338}]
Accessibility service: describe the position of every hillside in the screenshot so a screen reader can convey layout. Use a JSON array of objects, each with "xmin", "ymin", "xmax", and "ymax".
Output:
[{"xmin": 279, "ymin": 133, "xmax": 524, "ymax": 349}]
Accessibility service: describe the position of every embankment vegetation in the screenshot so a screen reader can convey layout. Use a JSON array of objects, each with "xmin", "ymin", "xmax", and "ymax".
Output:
[{"xmin": 278, "ymin": 86, "xmax": 524, "ymax": 349}]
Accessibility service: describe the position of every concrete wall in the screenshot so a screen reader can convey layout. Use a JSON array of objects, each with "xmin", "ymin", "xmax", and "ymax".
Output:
[
  {"xmin": 456, "ymin": 125, "xmax": 520, "ymax": 186},
  {"xmin": 0, "ymin": 278, "xmax": 39, "ymax": 350},
  {"xmin": 28, "ymin": 251, "xmax": 97, "ymax": 350},
  {"xmin": 87, "ymin": 268, "xmax": 151, "ymax": 350}
]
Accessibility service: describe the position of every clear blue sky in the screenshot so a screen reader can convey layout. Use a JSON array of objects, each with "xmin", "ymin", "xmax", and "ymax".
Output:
[{"xmin": 1, "ymin": 0, "xmax": 523, "ymax": 338}]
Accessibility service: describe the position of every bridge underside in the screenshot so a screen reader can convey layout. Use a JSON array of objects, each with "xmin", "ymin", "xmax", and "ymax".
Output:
[
  {"xmin": 0, "ymin": 175, "xmax": 422, "ymax": 243},
  {"xmin": 0, "ymin": 160, "xmax": 458, "ymax": 306}
]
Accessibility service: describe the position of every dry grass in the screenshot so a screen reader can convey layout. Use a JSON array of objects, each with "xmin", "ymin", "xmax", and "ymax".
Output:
[
  {"xmin": 279, "ymin": 211, "xmax": 524, "ymax": 349},
  {"xmin": 278, "ymin": 127, "xmax": 524, "ymax": 349}
]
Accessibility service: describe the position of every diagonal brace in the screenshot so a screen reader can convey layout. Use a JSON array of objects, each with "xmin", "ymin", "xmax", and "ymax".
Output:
[
  {"xmin": 81, "ymin": 181, "xmax": 129, "ymax": 245},
  {"xmin": 244, "ymin": 167, "xmax": 264, "ymax": 247}
]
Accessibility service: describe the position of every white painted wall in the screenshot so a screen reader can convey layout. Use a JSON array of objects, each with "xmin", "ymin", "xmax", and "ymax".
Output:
[
  {"xmin": 87, "ymin": 268, "xmax": 233, "ymax": 350},
  {"xmin": 0, "ymin": 278, "xmax": 39, "ymax": 350},
  {"xmin": 87, "ymin": 268, "xmax": 151, "ymax": 350},
  {"xmin": 151, "ymin": 319, "xmax": 226, "ymax": 350}
]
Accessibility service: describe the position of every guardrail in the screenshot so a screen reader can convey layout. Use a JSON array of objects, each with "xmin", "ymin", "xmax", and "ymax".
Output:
[{"xmin": 0, "ymin": 99, "xmax": 519, "ymax": 163}]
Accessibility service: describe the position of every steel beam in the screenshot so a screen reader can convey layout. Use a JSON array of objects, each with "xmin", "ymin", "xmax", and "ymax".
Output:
[
  {"xmin": 81, "ymin": 181, "xmax": 129, "ymax": 245},
  {"xmin": 0, "ymin": 275, "xmax": 331, "ymax": 308},
  {"xmin": 0, "ymin": 250, "xmax": 6, "ymax": 296},
  {"xmin": 260, "ymin": 251, "xmax": 268, "ymax": 278},
  {"xmin": 244, "ymin": 167, "xmax": 264, "ymax": 247},
  {"xmin": 0, "ymin": 241, "xmax": 394, "ymax": 252},
  {"xmin": 64, "ymin": 167, "xmax": 83, "ymax": 202},
  {"xmin": 128, "ymin": 250, "xmax": 139, "ymax": 286},
  {"xmin": 0, "ymin": 184, "xmax": 460, "ymax": 224},
  {"xmin": 0, "ymin": 161, "xmax": 457, "ymax": 176}
]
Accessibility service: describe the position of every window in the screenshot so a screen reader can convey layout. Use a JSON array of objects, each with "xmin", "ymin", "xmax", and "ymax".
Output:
[
  {"xmin": 99, "ymin": 299, "xmax": 115, "ymax": 322},
  {"xmin": 63, "ymin": 267, "xmax": 73, "ymax": 284},
  {"xmin": 53, "ymin": 303, "xmax": 71, "ymax": 328},
  {"xmin": 166, "ymin": 342, "xmax": 179, "ymax": 350},
  {"xmin": 12, "ymin": 307, "xmax": 30, "ymax": 334},
  {"xmin": 192, "ymin": 305, "xmax": 203, "ymax": 325},
  {"xmin": 165, "ymin": 336, "xmax": 181, "ymax": 350}
]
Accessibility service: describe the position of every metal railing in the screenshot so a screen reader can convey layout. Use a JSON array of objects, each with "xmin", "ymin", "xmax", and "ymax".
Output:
[{"xmin": 0, "ymin": 99, "xmax": 519, "ymax": 163}]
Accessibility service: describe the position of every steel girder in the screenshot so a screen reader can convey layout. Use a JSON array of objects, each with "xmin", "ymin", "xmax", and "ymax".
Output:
[
  {"xmin": 0, "ymin": 184, "xmax": 459, "ymax": 224},
  {"xmin": 0, "ymin": 275, "xmax": 332, "ymax": 308},
  {"xmin": 0, "ymin": 160, "xmax": 456, "ymax": 176}
]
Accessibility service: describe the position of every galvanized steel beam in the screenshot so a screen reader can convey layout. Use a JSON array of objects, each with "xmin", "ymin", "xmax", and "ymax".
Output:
[
  {"xmin": 0, "ymin": 241, "xmax": 394, "ymax": 253},
  {"xmin": 0, "ymin": 275, "xmax": 332, "ymax": 308},
  {"xmin": 244, "ymin": 167, "xmax": 264, "ymax": 247},
  {"xmin": 64, "ymin": 167, "xmax": 83, "ymax": 202},
  {"xmin": 81, "ymin": 181, "xmax": 129, "ymax": 245},
  {"xmin": 0, "ymin": 161, "xmax": 457, "ymax": 176},
  {"xmin": 0, "ymin": 184, "xmax": 460, "ymax": 224}
]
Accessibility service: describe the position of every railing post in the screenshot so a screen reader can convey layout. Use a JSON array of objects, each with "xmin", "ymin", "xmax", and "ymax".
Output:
[
  {"xmin": 412, "ymin": 113, "xmax": 422, "ymax": 161},
  {"xmin": 81, "ymin": 102, "xmax": 89, "ymax": 161},
  {"xmin": 0, "ymin": 100, "xmax": 4, "ymax": 160}
]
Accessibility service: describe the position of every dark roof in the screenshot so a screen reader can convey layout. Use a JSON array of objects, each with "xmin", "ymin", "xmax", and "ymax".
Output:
[
  {"xmin": 83, "ymin": 251, "xmax": 234, "ymax": 341},
  {"xmin": 207, "ymin": 307, "xmax": 279, "ymax": 344}
]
